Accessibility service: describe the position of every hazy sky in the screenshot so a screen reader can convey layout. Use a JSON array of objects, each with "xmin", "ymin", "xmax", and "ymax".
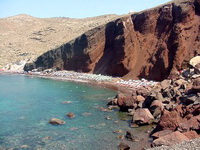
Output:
[{"xmin": 0, "ymin": 0, "xmax": 171, "ymax": 18}]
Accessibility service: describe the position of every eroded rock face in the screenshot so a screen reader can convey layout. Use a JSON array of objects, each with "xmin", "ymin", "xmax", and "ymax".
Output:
[{"xmin": 24, "ymin": 0, "xmax": 200, "ymax": 81}]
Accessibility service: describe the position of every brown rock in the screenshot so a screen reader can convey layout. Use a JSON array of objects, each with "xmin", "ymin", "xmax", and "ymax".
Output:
[
  {"xmin": 152, "ymin": 131, "xmax": 189, "ymax": 146},
  {"xmin": 133, "ymin": 108, "xmax": 154, "ymax": 125},
  {"xmin": 160, "ymin": 80, "xmax": 171, "ymax": 90},
  {"xmin": 136, "ymin": 95, "xmax": 145, "ymax": 102},
  {"xmin": 107, "ymin": 98, "xmax": 118, "ymax": 105},
  {"xmin": 178, "ymin": 115, "xmax": 200, "ymax": 132},
  {"xmin": 194, "ymin": 63, "xmax": 200, "ymax": 73},
  {"xmin": 116, "ymin": 93, "xmax": 134, "ymax": 110},
  {"xmin": 24, "ymin": 1, "xmax": 200, "ymax": 81},
  {"xmin": 66, "ymin": 112, "xmax": 75, "ymax": 118},
  {"xmin": 175, "ymin": 79, "xmax": 187, "ymax": 86},
  {"xmin": 155, "ymin": 109, "xmax": 182, "ymax": 131},
  {"xmin": 183, "ymin": 131, "xmax": 199, "ymax": 140},
  {"xmin": 149, "ymin": 100, "xmax": 164, "ymax": 114},
  {"xmin": 49, "ymin": 118, "xmax": 65, "ymax": 125},
  {"xmin": 151, "ymin": 130, "xmax": 173, "ymax": 139},
  {"xmin": 125, "ymin": 131, "xmax": 139, "ymax": 141},
  {"xmin": 118, "ymin": 142, "xmax": 130, "ymax": 150},
  {"xmin": 192, "ymin": 78, "xmax": 200, "ymax": 92}
]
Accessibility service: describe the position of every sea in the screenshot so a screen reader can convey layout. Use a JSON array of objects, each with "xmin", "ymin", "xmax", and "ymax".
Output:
[{"xmin": 0, "ymin": 74, "xmax": 151, "ymax": 150}]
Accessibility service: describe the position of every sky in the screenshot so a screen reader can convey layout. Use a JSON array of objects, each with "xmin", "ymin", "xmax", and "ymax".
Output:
[{"xmin": 0, "ymin": 0, "xmax": 171, "ymax": 18}]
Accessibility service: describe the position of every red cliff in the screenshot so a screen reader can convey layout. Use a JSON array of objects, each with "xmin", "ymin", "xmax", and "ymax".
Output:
[{"xmin": 24, "ymin": 0, "xmax": 200, "ymax": 81}]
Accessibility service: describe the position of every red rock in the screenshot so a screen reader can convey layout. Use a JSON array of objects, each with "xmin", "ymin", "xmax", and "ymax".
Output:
[
  {"xmin": 152, "ymin": 131, "xmax": 189, "ymax": 146},
  {"xmin": 183, "ymin": 131, "xmax": 199, "ymax": 140},
  {"xmin": 116, "ymin": 93, "xmax": 134, "ymax": 110},
  {"xmin": 174, "ymin": 104, "xmax": 186, "ymax": 118},
  {"xmin": 133, "ymin": 108, "xmax": 154, "ymax": 125},
  {"xmin": 24, "ymin": 0, "xmax": 200, "ymax": 81},
  {"xmin": 155, "ymin": 110, "xmax": 182, "ymax": 131},
  {"xmin": 135, "ymin": 95, "xmax": 145, "ymax": 102},
  {"xmin": 179, "ymin": 115, "xmax": 200, "ymax": 132},
  {"xmin": 150, "ymin": 100, "xmax": 164, "ymax": 111},
  {"xmin": 151, "ymin": 130, "xmax": 173, "ymax": 139}
]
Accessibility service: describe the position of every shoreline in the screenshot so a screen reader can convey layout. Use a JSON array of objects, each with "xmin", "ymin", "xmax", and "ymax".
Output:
[{"xmin": 0, "ymin": 70, "xmax": 157, "ymax": 95}]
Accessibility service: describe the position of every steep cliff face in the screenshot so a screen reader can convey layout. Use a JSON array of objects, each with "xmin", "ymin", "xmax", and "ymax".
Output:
[{"xmin": 24, "ymin": 0, "xmax": 200, "ymax": 81}]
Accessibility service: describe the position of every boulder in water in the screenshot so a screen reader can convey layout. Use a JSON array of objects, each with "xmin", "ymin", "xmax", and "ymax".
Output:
[
  {"xmin": 49, "ymin": 118, "xmax": 65, "ymax": 125},
  {"xmin": 66, "ymin": 112, "xmax": 75, "ymax": 118}
]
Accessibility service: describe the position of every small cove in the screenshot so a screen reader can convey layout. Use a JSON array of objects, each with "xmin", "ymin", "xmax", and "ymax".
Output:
[{"xmin": 0, "ymin": 74, "xmax": 151, "ymax": 150}]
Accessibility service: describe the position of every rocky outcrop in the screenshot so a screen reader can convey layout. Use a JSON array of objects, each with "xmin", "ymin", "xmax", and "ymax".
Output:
[
  {"xmin": 25, "ymin": 0, "xmax": 200, "ymax": 81},
  {"xmin": 108, "ymin": 56, "xmax": 200, "ymax": 147}
]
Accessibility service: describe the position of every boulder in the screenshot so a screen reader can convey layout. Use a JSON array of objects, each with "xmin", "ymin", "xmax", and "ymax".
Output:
[
  {"xmin": 151, "ymin": 130, "xmax": 173, "ymax": 139},
  {"xmin": 125, "ymin": 131, "xmax": 140, "ymax": 142},
  {"xmin": 155, "ymin": 110, "xmax": 182, "ymax": 132},
  {"xmin": 125, "ymin": 131, "xmax": 134, "ymax": 141},
  {"xmin": 107, "ymin": 98, "xmax": 118, "ymax": 105},
  {"xmin": 49, "ymin": 118, "xmax": 65, "ymax": 125},
  {"xmin": 174, "ymin": 79, "xmax": 187, "ymax": 86},
  {"xmin": 133, "ymin": 108, "xmax": 154, "ymax": 125},
  {"xmin": 149, "ymin": 100, "xmax": 164, "ymax": 113},
  {"xmin": 178, "ymin": 115, "xmax": 200, "ymax": 132},
  {"xmin": 192, "ymin": 78, "xmax": 200, "ymax": 92},
  {"xmin": 189, "ymin": 56, "xmax": 200, "ymax": 68},
  {"xmin": 181, "ymin": 94, "xmax": 199, "ymax": 105},
  {"xmin": 150, "ymin": 91, "xmax": 164, "ymax": 101},
  {"xmin": 183, "ymin": 131, "xmax": 199, "ymax": 140},
  {"xmin": 118, "ymin": 142, "xmax": 130, "ymax": 150},
  {"xmin": 66, "ymin": 112, "xmax": 75, "ymax": 118},
  {"xmin": 152, "ymin": 131, "xmax": 189, "ymax": 146},
  {"xmin": 116, "ymin": 93, "xmax": 134, "ymax": 111},
  {"xmin": 135, "ymin": 95, "xmax": 145, "ymax": 102},
  {"xmin": 194, "ymin": 63, "xmax": 200, "ymax": 74},
  {"xmin": 135, "ymin": 95, "xmax": 145, "ymax": 108},
  {"xmin": 160, "ymin": 80, "xmax": 171, "ymax": 90}
]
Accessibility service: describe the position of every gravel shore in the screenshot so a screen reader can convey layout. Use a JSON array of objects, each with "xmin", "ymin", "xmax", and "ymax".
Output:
[{"xmin": 148, "ymin": 138, "xmax": 200, "ymax": 150}]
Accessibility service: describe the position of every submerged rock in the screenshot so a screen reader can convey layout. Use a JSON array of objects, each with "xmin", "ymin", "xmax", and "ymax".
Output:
[
  {"xmin": 81, "ymin": 112, "xmax": 92, "ymax": 116},
  {"xmin": 49, "ymin": 118, "xmax": 65, "ymax": 125},
  {"xmin": 118, "ymin": 142, "xmax": 130, "ymax": 150},
  {"xmin": 61, "ymin": 101, "xmax": 72, "ymax": 104},
  {"xmin": 113, "ymin": 130, "xmax": 123, "ymax": 134},
  {"xmin": 66, "ymin": 112, "xmax": 75, "ymax": 118}
]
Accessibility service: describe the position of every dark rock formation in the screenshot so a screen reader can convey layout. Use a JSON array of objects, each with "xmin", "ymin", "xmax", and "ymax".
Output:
[{"xmin": 24, "ymin": 0, "xmax": 200, "ymax": 81}]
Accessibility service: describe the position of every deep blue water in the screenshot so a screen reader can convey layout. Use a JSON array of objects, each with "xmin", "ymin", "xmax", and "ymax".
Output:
[{"xmin": 0, "ymin": 74, "xmax": 141, "ymax": 150}]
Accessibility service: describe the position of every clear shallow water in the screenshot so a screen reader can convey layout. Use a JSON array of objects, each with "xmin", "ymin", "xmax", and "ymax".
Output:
[{"xmin": 0, "ymin": 75, "xmax": 132, "ymax": 150}]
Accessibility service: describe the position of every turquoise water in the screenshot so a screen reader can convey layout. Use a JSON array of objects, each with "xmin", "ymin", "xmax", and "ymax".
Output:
[{"xmin": 0, "ymin": 74, "xmax": 135, "ymax": 150}]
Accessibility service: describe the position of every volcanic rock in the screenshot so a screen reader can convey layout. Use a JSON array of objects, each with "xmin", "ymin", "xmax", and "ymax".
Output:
[
  {"xmin": 151, "ymin": 130, "xmax": 173, "ymax": 139},
  {"xmin": 155, "ymin": 109, "xmax": 182, "ymax": 132},
  {"xmin": 24, "ymin": 0, "xmax": 200, "ymax": 81},
  {"xmin": 152, "ymin": 131, "xmax": 189, "ymax": 146},
  {"xmin": 183, "ymin": 131, "xmax": 199, "ymax": 140},
  {"xmin": 133, "ymin": 108, "xmax": 154, "ymax": 125},
  {"xmin": 116, "ymin": 93, "xmax": 134, "ymax": 111}
]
